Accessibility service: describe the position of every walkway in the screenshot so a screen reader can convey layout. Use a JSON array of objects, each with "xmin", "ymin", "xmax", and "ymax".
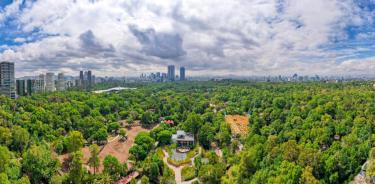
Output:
[{"xmin": 162, "ymin": 147, "xmax": 201, "ymax": 184}]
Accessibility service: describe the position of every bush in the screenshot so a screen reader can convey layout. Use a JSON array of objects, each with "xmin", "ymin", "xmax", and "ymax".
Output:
[
  {"xmin": 156, "ymin": 148, "xmax": 165, "ymax": 159},
  {"xmin": 167, "ymin": 158, "xmax": 191, "ymax": 167},
  {"xmin": 182, "ymin": 166, "xmax": 196, "ymax": 181}
]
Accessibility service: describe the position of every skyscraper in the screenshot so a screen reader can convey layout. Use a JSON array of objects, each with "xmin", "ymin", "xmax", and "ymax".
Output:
[
  {"xmin": 78, "ymin": 70, "xmax": 94, "ymax": 91},
  {"xmin": 16, "ymin": 80, "xmax": 26, "ymax": 96},
  {"xmin": 0, "ymin": 62, "xmax": 16, "ymax": 99},
  {"xmin": 57, "ymin": 73, "xmax": 65, "ymax": 91},
  {"xmin": 26, "ymin": 79, "xmax": 35, "ymax": 96},
  {"xmin": 36, "ymin": 74, "xmax": 45, "ymax": 93},
  {"xmin": 167, "ymin": 65, "xmax": 175, "ymax": 81},
  {"xmin": 79, "ymin": 70, "xmax": 84, "ymax": 87},
  {"xmin": 45, "ymin": 72, "xmax": 55, "ymax": 92},
  {"xmin": 87, "ymin": 70, "xmax": 92, "ymax": 89},
  {"xmin": 180, "ymin": 67, "xmax": 185, "ymax": 81}
]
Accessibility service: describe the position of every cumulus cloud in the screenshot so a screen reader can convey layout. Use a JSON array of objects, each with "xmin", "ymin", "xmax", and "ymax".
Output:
[
  {"xmin": 129, "ymin": 25, "xmax": 186, "ymax": 59},
  {"xmin": 0, "ymin": 0, "xmax": 374, "ymax": 77}
]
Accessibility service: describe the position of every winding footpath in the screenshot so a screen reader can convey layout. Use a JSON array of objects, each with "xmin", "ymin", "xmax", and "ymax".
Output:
[{"xmin": 162, "ymin": 147, "xmax": 201, "ymax": 184}]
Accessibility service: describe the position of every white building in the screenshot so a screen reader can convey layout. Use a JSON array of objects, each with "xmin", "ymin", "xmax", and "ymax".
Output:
[
  {"xmin": 57, "ymin": 73, "xmax": 65, "ymax": 91},
  {"xmin": 45, "ymin": 72, "xmax": 55, "ymax": 92}
]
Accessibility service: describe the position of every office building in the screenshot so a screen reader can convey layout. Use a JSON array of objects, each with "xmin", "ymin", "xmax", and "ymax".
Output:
[
  {"xmin": 167, "ymin": 65, "xmax": 175, "ymax": 81},
  {"xmin": 78, "ymin": 70, "xmax": 94, "ymax": 91},
  {"xmin": 57, "ymin": 73, "xmax": 65, "ymax": 91},
  {"xmin": 88, "ymin": 70, "xmax": 92, "ymax": 89},
  {"xmin": 36, "ymin": 74, "xmax": 45, "ymax": 93},
  {"xmin": 79, "ymin": 71, "xmax": 84, "ymax": 87},
  {"xmin": 180, "ymin": 67, "xmax": 185, "ymax": 81},
  {"xmin": 16, "ymin": 80, "xmax": 26, "ymax": 96},
  {"xmin": 26, "ymin": 79, "xmax": 35, "ymax": 95},
  {"xmin": 0, "ymin": 62, "xmax": 16, "ymax": 99},
  {"xmin": 45, "ymin": 72, "xmax": 55, "ymax": 92},
  {"xmin": 161, "ymin": 73, "xmax": 167, "ymax": 82}
]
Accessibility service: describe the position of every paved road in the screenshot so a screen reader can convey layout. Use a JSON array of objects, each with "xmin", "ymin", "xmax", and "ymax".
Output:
[{"xmin": 162, "ymin": 148, "xmax": 201, "ymax": 184}]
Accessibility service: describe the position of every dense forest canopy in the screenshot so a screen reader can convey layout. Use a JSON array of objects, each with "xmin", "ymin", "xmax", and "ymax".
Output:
[{"xmin": 0, "ymin": 81, "xmax": 374, "ymax": 183}]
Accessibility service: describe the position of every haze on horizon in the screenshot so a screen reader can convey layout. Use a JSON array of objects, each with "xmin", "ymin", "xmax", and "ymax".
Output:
[{"xmin": 0, "ymin": 0, "xmax": 374, "ymax": 77}]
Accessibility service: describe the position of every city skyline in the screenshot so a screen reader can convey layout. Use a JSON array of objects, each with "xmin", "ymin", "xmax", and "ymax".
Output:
[{"xmin": 0, "ymin": 1, "xmax": 374, "ymax": 77}]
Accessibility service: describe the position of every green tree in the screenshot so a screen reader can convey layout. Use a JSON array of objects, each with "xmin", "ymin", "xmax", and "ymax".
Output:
[
  {"xmin": 89, "ymin": 144, "xmax": 100, "ymax": 174},
  {"xmin": 66, "ymin": 131, "xmax": 84, "ymax": 153},
  {"xmin": 103, "ymin": 155, "xmax": 124, "ymax": 180},
  {"xmin": 268, "ymin": 161, "xmax": 302, "ymax": 184},
  {"xmin": 141, "ymin": 175, "xmax": 149, "ymax": 184},
  {"xmin": 119, "ymin": 128, "xmax": 127, "ymax": 141},
  {"xmin": 300, "ymin": 166, "xmax": 319, "ymax": 184},
  {"xmin": 0, "ymin": 173, "xmax": 11, "ymax": 184},
  {"xmin": 108, "ymin": 122, "xmax": 120, "ymax": 133},
  {"xmin": 141, "ymin": 111, "xmax": 154, "ymax": 124},
  {"xmin": 0, "ymin": 146, "xmax": 11, "ymax": 173},
  {"xmin": 184, "ymin": 113, "xmax": 203, "ymax": 137},
  {"xmin": 130, "ymin": 145, "xmax": 148, "ymax": 161},
  {"xmin": 199, "ymin": 124, "xmax": 215, "ymax": 149},
  {"xmin": 0, "ymin": 127, "xmax": 12, "ymax": 146},
  {"xmin": 198, "ymin": 163, "xmax": 226, "ymax": 184},
  {"xmin": 149, "ymin": 162, "xmax": 160, "ymax": 182},
  {"xmin": 157, "ymin": 130, "xmax": 172, "ymax": 145},
  {"xmin": 92, "ymin": 128, "xmax": 108, "ymax": 144},
  {"xmin": 22, "ymin": 145, "xmax": 59, "ymax": 183},
  {"xmin": 69, "ymin": 151, "xmax": 84, "ymax": 184},
  {"xmin": 11, "ymin": 126, "xmax": 30, "ymax": 152}
]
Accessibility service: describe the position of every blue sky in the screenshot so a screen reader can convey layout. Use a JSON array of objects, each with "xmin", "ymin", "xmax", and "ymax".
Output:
[{"xmin": 0, "ymin": 0, "xmax": 375, "ymax": 77}]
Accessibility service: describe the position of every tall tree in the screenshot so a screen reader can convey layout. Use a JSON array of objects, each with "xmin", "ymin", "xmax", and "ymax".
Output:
[
  {"xmin": 69, "ymin": 151, "xmax": 84, "ymax": 184},
  {"xmin": 66, "ymin": 131, "xmax": 84, "ymax": 153},
  {"xmin": 11, "ymin": 126, "xmax": 30, "ymax": 152},
  {"xmin": 22, "ymin": 145, "xmax": 59, "ymax": 183},
  {"xmin": 103, "ymin": 155, "xmax": 124, "ymax": 180},
  {"xmin": 89, "ymin": 144, "xmax": 100, "ymax": 174},
  {"xmin": 184, "ymin": 113, "xmax": 203, "ymax": 137}
]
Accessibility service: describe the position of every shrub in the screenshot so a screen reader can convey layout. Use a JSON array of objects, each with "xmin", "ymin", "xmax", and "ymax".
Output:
[{"xmin": 182, "ymin": 166, "xmax": 196, "ymax": 181}]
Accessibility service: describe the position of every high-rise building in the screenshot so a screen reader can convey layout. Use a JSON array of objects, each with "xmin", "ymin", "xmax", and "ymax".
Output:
[
  {"xmin": 57, "ymin": 73, "xmax": 65, "ymax": 91},
  {"xmin": 36, "ymin": 74, "xmax": 45, "ymax": 93},
  {"xmin": 0, "ymin": 62, "xmax": 16, "ymax": 99},
  {"xmin": 167, "ymin": 65, "xmax": 175, "ymax": 81},
  {"xmin": 79, "ymin": 70, "xmax": 84, "ymax": 87},
  {"xmin": 180, "ymin": 67, "xmax": 185, "ymax": 81},
  {"xmin": 16, "ymin": 80, "xmax": 26, "ymax": 96},
  {"xmin": 78, "ymin": 70, "xmax": 94, "ymax": 91},
  {"xmin": 26, "ymin": 79, "xmax": 35, "ymax": 96},
  {"xmin": 45, "ymin": 72, "xmax": 55, "ymax": 92},
  {"xmin": 161, "ymin": 73, "xmax": 167, "ymax": 82},
  {"xmin": 87, "ymin": 70, "xmax": 92, "ymax": 89}
]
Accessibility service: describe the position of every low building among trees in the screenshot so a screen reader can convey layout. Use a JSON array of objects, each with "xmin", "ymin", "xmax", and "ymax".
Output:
[{"xmin": 172, "ymin": 130, "xmax": 194, "ymax": 147}]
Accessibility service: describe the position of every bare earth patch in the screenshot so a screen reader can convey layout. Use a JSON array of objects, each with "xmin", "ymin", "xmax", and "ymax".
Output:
[
  {"xmin": 59, "ymin": 124, "xmax": 155, "ymax": 173},
  {"xmin": 225, "ymin": 115, "xmax": 249, "ymax": 136}
]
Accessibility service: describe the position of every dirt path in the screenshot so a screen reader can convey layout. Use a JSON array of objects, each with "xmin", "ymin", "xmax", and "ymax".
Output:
[{"xmin": 162, "ymin": 148, "xmax": 201, "ymax": 184}]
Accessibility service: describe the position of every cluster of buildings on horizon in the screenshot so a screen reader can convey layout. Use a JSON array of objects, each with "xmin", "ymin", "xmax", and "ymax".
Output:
[
  {"xmin": 2, "ymin": 61, "xmax": 375, "ymax": 99},
  {"xmin": 138, "ymin": 65, "xmax": 186, "ymax": 82},
  {"xmin": 0, "ymin": 62, "xmax": 189, "ymax": 99},
  {"xmin": 0, "ymin": 61, "xmax": 98, "ymax": 99}
]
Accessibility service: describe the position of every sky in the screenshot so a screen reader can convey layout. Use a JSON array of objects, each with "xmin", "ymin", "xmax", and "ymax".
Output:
[{"xmin": 0, "ymin": 0, "xmax": 374, "ymax": 77}]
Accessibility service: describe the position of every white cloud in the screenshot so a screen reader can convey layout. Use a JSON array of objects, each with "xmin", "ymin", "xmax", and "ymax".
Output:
[{"xmin": 0, "ymin": 0, "xmax": 373, "ymax": 77}]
